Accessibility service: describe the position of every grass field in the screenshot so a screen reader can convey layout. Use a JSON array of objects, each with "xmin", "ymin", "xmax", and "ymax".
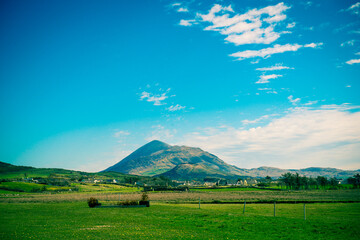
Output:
[
  {"xmin": 1, "ymin": 188, "xmax": 359, "ymax": 204},
  {"xmin": 0, "ymin": 202, "xmax": 359, "ymax": 239}
]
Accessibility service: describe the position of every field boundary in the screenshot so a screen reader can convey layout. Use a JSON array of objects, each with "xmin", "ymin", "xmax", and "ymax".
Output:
[{"xmin": 167, "ymin": 200, "xmax": 360, "ymax": 204}]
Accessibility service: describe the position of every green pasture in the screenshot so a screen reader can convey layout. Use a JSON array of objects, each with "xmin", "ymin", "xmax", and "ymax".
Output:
[
  {"xmin": 0, "ymin": 202, "xmax": 359, "ymax": 239},
  {"xmin": 191, "ymin": 187, "xmax": 268, "ymax": 192},
  {"xmin": 0, "ymin": 182, "xmax": 72, "ymax": 193},
  {"xmin": 73, "ymin": 183, "xmax": 141, "ymax": 193}
]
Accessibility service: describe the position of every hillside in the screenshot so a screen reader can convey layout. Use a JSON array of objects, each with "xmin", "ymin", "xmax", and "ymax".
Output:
[
  {"xmin": 103, "ymin": 140, "xmax": 244, "ymax": 177},
  {"xmin": 0, "ymin": 161, "xmax": 151, "ymax": 183},
  {"xmin": 157, "ymin": 163, "xmax": 240, "ymax": 181}
]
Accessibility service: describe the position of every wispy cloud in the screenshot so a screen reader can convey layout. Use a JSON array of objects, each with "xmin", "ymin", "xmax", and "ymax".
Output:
[
  {"xmin": 346, "ymin": 2, "xmax": 360, "ymax": 15},
  {"xmin": 145, "ymin": 125, "xmax": 176, "ymax": 142},
  {"xmin": 256, "ymin": 74, "xmax": 282, "ymax": 84},
  {"xmin": 242, "ymin": 114, "xmax": 272, "ymax": 124},
  {"xmin": 304, "ymin": 100, "xmax": 318, "ymax": 106},
  {"xmin": 177, "ymin": 7, "xmax": 188, "ymax": 12},
  {"xmin": 179, "ymin": 19, "xmax": 196, "ymax": 26},
  {"xmin": 346, "ymin": 59, "xmax": 360, "ymax": 65},
  {"xmin": 256, "ymin": 64, "xmax": 294, "ymax": 71},
  {"xmin": 341, "ymin": 40, "xmax": 356, "ymax": 47},
  {"xmin": 113, "ymin": 130, "xmax": 130, "ymax": 138},
  {"xmin": 140, "ymin": 89, "xmax": 170, "ymax": 106},
  {"xmin": 167, "ymin": 104, "xmax": 186, "ymax": 112},
  {"xmin": 288, "ymin": 95, "xmax": 301, "ymax": 105},
  {"xmin": 195, "ymin": 3, "xmax": 290, "ymax": 45},
  {"xmin": 178, "ymin": 3, "xmax": 291, "ymax": 46},
  {"xmin": 181, "ymin": 105, "xmax": 360, "ymax": 169},
  {"xmin": 286, "ymin": 22, "xmax": 296, "ymax": 28},
  {"xmin": 230, "ymin": 43, "xmax": 323, "ymax": 60},
  {"xmin": 258, "ymin": 88, "xmax": 278, "ymax": 94}
]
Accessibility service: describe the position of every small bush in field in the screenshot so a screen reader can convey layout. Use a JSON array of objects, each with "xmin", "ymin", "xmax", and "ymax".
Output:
[
  {"xmin": 140, "ymin": 192, "xmax": 150, "ymax": 206},
  {"xmin": 87, "ymin": 197, "xmax": 100, "ymax": 208},
  {"xmin": 141, "ymin": 192, "xmax": 149, "ymax": 201}
]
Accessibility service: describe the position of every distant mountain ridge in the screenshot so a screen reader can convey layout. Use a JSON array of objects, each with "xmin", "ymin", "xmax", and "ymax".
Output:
[{"xmin": 103, "ymin": 140, "xmax": 360, "ymax": 180}]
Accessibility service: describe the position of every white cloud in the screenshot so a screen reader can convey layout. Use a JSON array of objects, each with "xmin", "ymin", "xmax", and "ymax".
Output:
[
  {"xmin": 286, "ymin": 22, "xmax": 296, "ymax": 28},
  {"xmin": 242, "ymin": 114, "xmax": 271, "ymax": 124},
  {"xmin": 304, "ymin": 42, "xmax": 323, "ymax": 48},
  {"xmin": 140, "ymin": 90, "xmax": 169, "ymax": 106},
  {"xmin": 256, "ymin": 64, "xmax": 294, "ymax": 71},
  {"xmin": 304, "ymin": 100, "xmax": 318, "ymax": 106},
  {"xmin": 177, "ymin": 7, "xmax": 189, "ymax": 13},
  {"xmin": 145, "ymin": 125, "xmax": 176, "ymax": 142},
  {"xmin": 183, "ymin": 3, "xmax": 291, "ymax": 45},
  {"xmin": 179, "ymin": 19, "xmax": 196, "ymax": 26},
  {"xmin": 347, "ymin": 2, "xmax": 360, "ymax": 15},
  {"xmin": 167, "ymin": 104, "xmax": 186, "ymax": 112},
  {"xmin": 113, "ymin": 130, "xmax": 130, "ymax": 138},
  {"xmin": 256, "ymin": 74, "xmax": 282, "ymax": 84},
  {"xmin": 341, "ymin": 40, "xmax": 356, "ymax": 47},
  {"xmin": 346, "ymin": 59, "xmax": 360, "ymax": 65},
  {"xmin": 288, "ymin": 95, "xmax": 301, "ymax": 105},
  {"xmin": 172, "ymin": 3, "xmax": 181, "ymax": 7},
  {"xmin": 230, "ymin": 43, "xmax": 322, "ymax": 60},
  {"xmin": 180, "ymin": 105, "xmax": 360, "ymax": 169}
]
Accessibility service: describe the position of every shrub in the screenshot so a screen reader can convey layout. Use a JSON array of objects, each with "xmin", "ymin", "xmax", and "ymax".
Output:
[
  {"xmin": 87, "ymin": 197, "xmax": 101, "ymax": 208},
  {"xmin": 141, "ymin": 192, "xmax": 149, "ymax": 201},
  {"xmin": 117, "ymin": 200, "xmax": 138, "ymax": 206},
  {"xmin": 139, "ymin": 192, "xmax": 150, "ymax": 207}
]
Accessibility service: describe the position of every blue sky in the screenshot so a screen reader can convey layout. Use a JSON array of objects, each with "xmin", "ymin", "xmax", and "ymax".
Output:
[{"xmin": 1, "ymin": 0, "xmax": 359, "ymax": 172}]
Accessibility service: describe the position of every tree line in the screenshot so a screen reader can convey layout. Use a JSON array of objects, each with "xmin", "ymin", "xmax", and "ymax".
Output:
[{"xmin": 278, "ymin": 172, "xmax": 354, "ymax": 190}]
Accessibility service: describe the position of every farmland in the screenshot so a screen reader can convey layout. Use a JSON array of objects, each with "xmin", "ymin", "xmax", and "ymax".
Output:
[
  {"xmin": 0, "ymin": 201, "xmax": 359, "ymax": 239},
  {"xmin": 1, "ymin": 187, "xmax": 359, "ymax": 204}
]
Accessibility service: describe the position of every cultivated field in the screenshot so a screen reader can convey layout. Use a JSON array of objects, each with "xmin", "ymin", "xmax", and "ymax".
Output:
[{"xmin": 1, "ymin": 188, "xmax": 360, "ymax": 203}]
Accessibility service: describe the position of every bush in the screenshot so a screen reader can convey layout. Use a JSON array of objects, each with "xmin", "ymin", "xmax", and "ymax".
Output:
[
  {"xmin": 117, "ymin": 200, "xmax": 138, "ymax": 206},
  {"xmin": 141, "ymin": 192, "xmax": 149, "ymax": 201},
  {"xmin": 87, "ymin": 197, "xmax": 101, "ymax": 208}
]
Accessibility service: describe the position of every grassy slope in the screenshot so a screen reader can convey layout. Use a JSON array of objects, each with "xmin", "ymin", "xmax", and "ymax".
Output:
[{"xmin": 0, "ymin": 202, "xmax": 359, "ymax": 239}]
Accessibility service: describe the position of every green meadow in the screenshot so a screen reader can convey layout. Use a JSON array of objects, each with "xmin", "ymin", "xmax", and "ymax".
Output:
[{"xmin": 0, "ymin": 202, "xmax": 359, "ymax": 240}]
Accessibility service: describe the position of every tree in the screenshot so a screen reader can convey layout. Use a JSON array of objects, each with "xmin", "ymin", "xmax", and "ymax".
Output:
[
  {"xmin": 329, "ymin": 177, "xmax": 339, "ymax": 189},
  {"xmin": 347, "ymin": 174, "xmax": 360, "ymax": 188},
  {"xmin": 316, "ymin": 176, "xmax": 328, "ymax": 189}
]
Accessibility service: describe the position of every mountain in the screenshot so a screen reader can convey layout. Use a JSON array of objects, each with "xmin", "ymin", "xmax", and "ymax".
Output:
[
  {"xmin": 104, "ymin": 140, "xmax": 360, "ymax": 180},
  {"xmin": 103, "ymin": 140, "xmax": 244, "ymax": 177},
  {"xmin": 158, "ymin": 163, "xmax": 240, "ymax": 181},
  {"xmin": 235, "ymin": 166, "xmax": 360, "ymax": 179}
]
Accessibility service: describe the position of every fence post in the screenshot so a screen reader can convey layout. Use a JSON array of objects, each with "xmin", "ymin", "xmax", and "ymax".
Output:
[
  {"xmin": 243, "ymin": 200, "xmax": 246, "ymax": 214},
  {"xmin": 304, "ymin": 203, "xmax": 306, "ymax": 220},
  {"xmin": 274, "ymin": 202, "xmax": 276, "ymax": 217}
]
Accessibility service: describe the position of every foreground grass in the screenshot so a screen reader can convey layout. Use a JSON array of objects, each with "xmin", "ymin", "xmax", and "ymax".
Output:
[{"xmin": 0, "ymin": 202, "xmax": 359, "ymax": 239}]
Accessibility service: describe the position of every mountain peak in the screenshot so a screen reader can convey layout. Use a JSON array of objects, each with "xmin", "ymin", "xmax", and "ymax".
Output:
[
  {"xmin": 103, "ymin": 140, "xmax": 171, "ymax": 173},
  {"xmin": 102, "ymin": 140, "xmax": 239, "ymax": 176}
]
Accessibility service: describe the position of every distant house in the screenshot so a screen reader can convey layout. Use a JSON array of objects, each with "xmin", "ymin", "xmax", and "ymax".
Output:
[{"xmin": 204, "ymin": 182, "xmax": 217, "ymax": 187}]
